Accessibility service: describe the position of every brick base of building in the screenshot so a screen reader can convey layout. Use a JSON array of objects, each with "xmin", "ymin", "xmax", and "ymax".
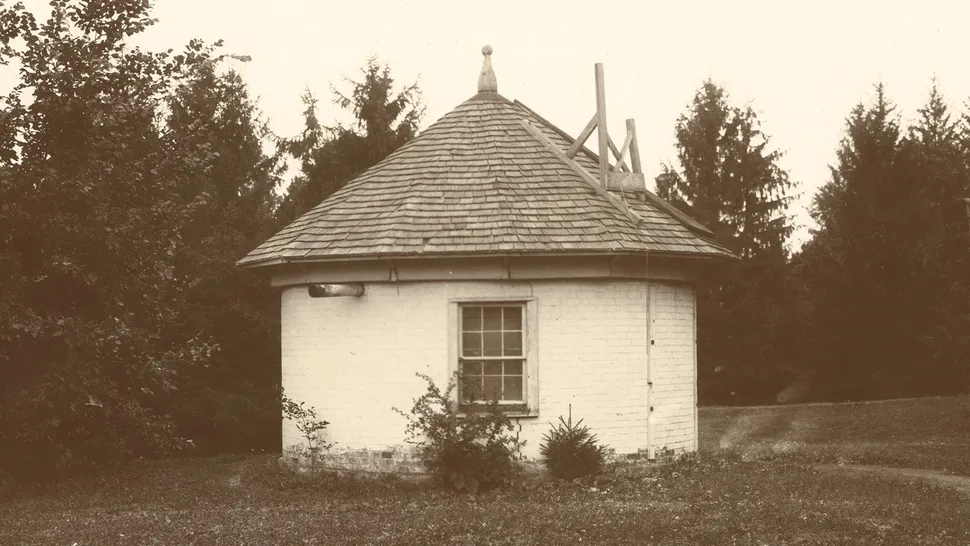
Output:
[
  {"xmin": 282, "ymin": 445, "xmax": 426, "ymax": 476},
  {"xmin": 615, "ymin": 446, "xmax": 691, "ymax": 465},
  {"xmin": 282, "ymin": 445, "xmax": 694, "ymax": 477}
]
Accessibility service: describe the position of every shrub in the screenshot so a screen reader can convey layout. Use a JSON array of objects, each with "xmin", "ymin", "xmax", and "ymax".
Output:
[
  {"xmin": 281, "ymin": 394, "xmax": 333, "ymax": 466},
  {"xmin": 394, "ymin": 373, "xmax": 524, "ymax": 492},
  {"xmin": 540, "ymin": 407, "xmax": 607, "ymax": 480}
]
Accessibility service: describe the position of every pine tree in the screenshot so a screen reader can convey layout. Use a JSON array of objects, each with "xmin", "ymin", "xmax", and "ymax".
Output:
[
  {"xmin": 906, "ymin": 83, "xmax": 970, "ymax": 394},
  {"xmin": 801, "ymin": 84, "xmax": 927, "ymax": 400},
  {"xmin": 658, "ymin": 80, "xmax": 798, "ymax": 404},
  {"xmin": 277, "ymin": 59, "xmax": 423, "ymax": 225},
  {"xmin": 658, "ymin": 81, "xmax": 793, "ymax": 259}
]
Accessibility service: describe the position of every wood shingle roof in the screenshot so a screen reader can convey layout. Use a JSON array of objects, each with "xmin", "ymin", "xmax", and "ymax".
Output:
[{"xmin": 238, "ymin": 89, "xmax": 734, "ymax": 268}]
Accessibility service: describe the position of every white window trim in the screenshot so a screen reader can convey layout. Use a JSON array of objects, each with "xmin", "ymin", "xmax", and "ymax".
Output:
[{"xmin": 447, "ymin": 297, "xmax": 538, "ymax": 418}]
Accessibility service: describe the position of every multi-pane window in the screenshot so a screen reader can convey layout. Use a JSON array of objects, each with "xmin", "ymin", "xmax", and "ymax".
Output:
[{"xmin": 459, "ymin": 304, "xmax": 525, "ymax": 403}]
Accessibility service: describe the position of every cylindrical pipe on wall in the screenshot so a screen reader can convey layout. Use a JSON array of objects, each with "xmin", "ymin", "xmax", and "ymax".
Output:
[
  {"xmin": 645, "ymin": 249, "xmax": 655, "ymax": 460},
  {"xmin": 308, "ymin": 283, "xmax": 365, "ymax": 298}
]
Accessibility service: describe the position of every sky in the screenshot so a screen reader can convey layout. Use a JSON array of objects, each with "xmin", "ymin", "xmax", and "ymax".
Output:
[{"xmin": 11, "ymin": 0, "xmax": 970, "ymax": 249}]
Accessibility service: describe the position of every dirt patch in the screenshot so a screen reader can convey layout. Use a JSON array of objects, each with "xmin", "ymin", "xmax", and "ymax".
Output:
[{"xmin": 817, "ymin": 464, "xmax": 970, "ymax": 495}]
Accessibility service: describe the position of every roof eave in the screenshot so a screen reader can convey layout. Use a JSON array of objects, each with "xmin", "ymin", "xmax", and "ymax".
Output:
[{"xmin": 236, "ymin": 248, "xmax": 736, "ymax": 270}]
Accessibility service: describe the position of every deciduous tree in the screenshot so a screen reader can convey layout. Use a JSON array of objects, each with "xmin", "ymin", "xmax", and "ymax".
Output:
[
  {"xmin": 0, "ymin": 0, "xmax": 222, "ymax": 475},
  {"xmin": 164, "ymin": 59, "xmax": 284, "ymax": 453}
]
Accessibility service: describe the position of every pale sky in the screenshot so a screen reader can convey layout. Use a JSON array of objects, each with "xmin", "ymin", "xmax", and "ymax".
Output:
[{"xmin": 12, "ymin": 0, "xmax": 970, "ymax": 249}]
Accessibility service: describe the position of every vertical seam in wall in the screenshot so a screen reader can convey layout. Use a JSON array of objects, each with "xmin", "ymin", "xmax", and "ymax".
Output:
[
  {"xmin": 279, "ymin": 285, "xmax": 287, "ymax": 453},
  {"xmin": 529, "ymin": 296, "xmax": 539, "ymax": 415},
  {"xmin": 447, "ymin": 300, "xmax": 458, "ymax": 404},
  {"xmin": 693, "ymin": 286, "xmax": 699, "ymax": 453},
  {"xmin": 645, "ymin": 250, "xmax": 654, "ymax": 459}
]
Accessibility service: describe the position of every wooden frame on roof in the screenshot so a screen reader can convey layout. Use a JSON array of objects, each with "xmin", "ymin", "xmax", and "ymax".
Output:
[{"xmin": 518, "ymin": 119, "xmax": 643, "ymax": 226}]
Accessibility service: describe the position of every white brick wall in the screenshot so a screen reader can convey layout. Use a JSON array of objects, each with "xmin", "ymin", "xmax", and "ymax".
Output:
[
  {"xmin": 648, "ymin": 282, "xmax": 698, "ymax": 454},
  {"xmin": 280, "ymin": 279, "xmax": 697, "ymax": 462}
]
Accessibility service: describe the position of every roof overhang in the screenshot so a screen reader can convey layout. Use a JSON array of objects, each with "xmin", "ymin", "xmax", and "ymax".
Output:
[
  {"xmin": 237, "ymin": 248, "xmax": 737, "ymax": 270},
  {"xmin": 240, "ymin": 252, "xmax": 734, "ymax": 289}
]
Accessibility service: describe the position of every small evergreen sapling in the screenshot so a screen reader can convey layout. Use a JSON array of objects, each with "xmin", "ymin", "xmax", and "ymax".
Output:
[{"xmin": 539, "ymin": 406, "xmax": 607, "ymax": 480}]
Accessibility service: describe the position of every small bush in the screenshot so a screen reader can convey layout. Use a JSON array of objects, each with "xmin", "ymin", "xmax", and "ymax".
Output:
[
  {"xmin": 540, "ymin": 408, "xmax": 607, "ymax": 480},
  {"xmin": 281, "ymin": 394, "xmax": 333, "ymax": 466},
  {"xmin": 394, "ymin": 373, "xmax": 524, "ymax": 493}
]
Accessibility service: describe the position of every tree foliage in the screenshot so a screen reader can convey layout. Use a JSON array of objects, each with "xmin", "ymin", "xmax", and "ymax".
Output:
[
  {"xmin": 276, "ymin": 58, "xmax": 423, "ymax": 225},
  {"xmin": 658, "ymin": 82, "xmax": 793, "ymax": 259},
  {"xmin": 0, "ymin": 0, "xmax": 283, "ymax": 475},
  {"xmin": 4, "ymin": 0, "xmax": 969, "ymax": 483},
  {"xmin": 658, "ymin": 80, "xmax": 800, "ymax": 404},
  {"xmin": 798, "ymin": 83, "xmax": 970, "ymax": 400},
  {"xmin": 0, "ymin": 0, "xmax": 222, "ymax": 474},
  {"xmin": 539, "ymin": 410, "xmax": 607, "ymax": 481},
  {"xmin": 163, "ymin": 58, "xmax": 284, "ymax": 453}
]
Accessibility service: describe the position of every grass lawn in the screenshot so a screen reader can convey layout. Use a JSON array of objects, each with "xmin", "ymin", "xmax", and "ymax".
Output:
[
  {"xmin": 1, "ymin": 396, "xmax": 968, "ymax": 545},
  {"xmin": 700, "ymin": 394, "xmax": 970, "ymax": 475}
]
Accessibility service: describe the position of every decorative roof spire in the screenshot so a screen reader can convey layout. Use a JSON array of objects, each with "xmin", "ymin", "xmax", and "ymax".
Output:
[{"xmin": 478, "ymin": 45, "xmax": 497, "ymax": 93}]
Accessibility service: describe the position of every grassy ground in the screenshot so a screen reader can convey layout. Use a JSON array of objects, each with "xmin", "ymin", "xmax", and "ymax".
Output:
[
  {"xmin": 700, "ymin": 394, "xmax": 970, "ymax": 475},
  {"xmin": 1, "ymin": 396, "xmax": 968, "ymax": 545}
]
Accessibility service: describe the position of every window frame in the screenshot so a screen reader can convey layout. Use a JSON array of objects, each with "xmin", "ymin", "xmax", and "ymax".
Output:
[
  {"xmin": 458, "ymin": 304, "xmax": 526, "ymax": 404},
  {"xmin": 448, "ymin": 297, "xmax": 538, "ymax": 418}
]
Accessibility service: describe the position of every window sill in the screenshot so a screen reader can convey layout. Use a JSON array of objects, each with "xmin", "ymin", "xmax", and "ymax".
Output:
[
  {"xmin": 457, "ymin": 403, "xmax": 539, "ymax": 419},
  {"xmin": 503, "ymin": 412, "xmax": 539, "ymax": 419},
  {"xmin": 456, "ymin": 412, "xmax": 539, "ymax": 420}
]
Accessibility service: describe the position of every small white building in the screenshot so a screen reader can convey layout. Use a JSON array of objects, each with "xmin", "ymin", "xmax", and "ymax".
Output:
[{"xmin": 239, "ymin": 48, "xmax": 734, "ymax": 473}]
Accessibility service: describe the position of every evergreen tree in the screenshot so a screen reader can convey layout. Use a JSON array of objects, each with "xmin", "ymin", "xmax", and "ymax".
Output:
[
  {"xmin": 658, "ymin": 80, "xmax": 798, "ymax": 404},
  {"xmin": 277, "ymin": 58, "xmax": 423, "ymax": 225},
  {"xmin": 658, "ymin": 81, "xmax": 793, "ymax": 259},
  {"xmin": 800, "ymin": 84, "xmax": 929, "ymax": 400},
  {"xmin": 905, "ymin": 84, "xmax": 970, "ymax": 393}
]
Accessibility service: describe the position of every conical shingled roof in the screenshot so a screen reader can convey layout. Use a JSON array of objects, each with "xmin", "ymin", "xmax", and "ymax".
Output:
[{"xmin": 238, "ymin": 57, "xmax": 734, "ymax": 268}]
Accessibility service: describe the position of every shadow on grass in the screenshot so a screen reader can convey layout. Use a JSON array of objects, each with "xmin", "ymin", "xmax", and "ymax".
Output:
[{"xmin": 700, "ymin": 394, "xmax": 970, "ymax": 476}]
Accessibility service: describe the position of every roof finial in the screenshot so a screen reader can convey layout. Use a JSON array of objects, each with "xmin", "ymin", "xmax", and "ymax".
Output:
[{"xmin": 478, "ymin": 45, "xmax": 497, "ymax": 93}]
